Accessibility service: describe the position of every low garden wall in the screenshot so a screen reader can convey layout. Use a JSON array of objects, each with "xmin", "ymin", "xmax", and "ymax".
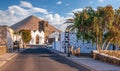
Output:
[
  {"xmin": 92, "ymin": 50, "xmax": 120, "ymax": 66},
  {"xmin": 0, "ymin": 46, "xmax": 7, "ymax": 55}
]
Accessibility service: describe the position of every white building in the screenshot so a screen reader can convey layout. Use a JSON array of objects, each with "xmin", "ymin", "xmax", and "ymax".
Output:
[{"xmin": 29, "ymin": 30, "xmax": 44, "ymax": 45}]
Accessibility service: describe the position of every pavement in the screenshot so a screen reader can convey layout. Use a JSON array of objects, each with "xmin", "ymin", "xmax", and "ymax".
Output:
[
  {"xmin": 0, "ymin": 48, "xmax": 26, "ymax": 67},
  {"xmin": 47, "ymin": 48, "xmax": 120, "ymax": 71}
]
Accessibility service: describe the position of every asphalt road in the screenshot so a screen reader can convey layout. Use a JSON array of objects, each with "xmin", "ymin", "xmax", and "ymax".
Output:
[{"xmin": 0, "ymin": 48, "xmax": 89, "ymax": 71}]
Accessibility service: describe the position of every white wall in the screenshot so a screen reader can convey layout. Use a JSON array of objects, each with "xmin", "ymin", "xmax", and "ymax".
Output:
[
  {"xmin": 52, "ymin": 41, "xmax": 64, "ymax": 52},
  {"xmin": 53, "ymin": 32, "xmax": 97, "ymax": 53},
  {"xmin": 29, "ymin": 30, "xmax": 44, "ymax": 45}
]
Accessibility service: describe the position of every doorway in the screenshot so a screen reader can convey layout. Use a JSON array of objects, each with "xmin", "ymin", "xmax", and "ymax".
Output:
[{"xmin": 36, "ymin": 35, "xmax": 39, "ymax": 44}]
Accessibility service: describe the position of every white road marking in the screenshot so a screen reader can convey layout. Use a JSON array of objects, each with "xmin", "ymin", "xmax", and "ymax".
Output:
[{"xmin": 0, "ymin": 61, "xmax": 6, "ymax": 67}]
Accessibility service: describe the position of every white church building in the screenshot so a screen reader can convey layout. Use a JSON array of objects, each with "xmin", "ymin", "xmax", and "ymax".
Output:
[{"xmin": 29, "ymin": 30, "xmax": 44, "ymax": 45}]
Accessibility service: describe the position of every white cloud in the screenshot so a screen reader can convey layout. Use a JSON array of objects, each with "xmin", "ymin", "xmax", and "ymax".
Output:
[
  {"xmin": 20, "ymin": 1, "xmax": 32, "ymax": 8},
  {"xmin": 0, "ymin": 10, "xmax": 26, "ymax": 26},
  {"xmin": 67, "ymin": 13, "xmax": 74, "ymax": 17},
  {"xmin": 98, "ymin": 0, "xmax": 104, "ymax": 2},
  {"xmin": 8, "ymin": 5, "xmax": 29, "ymax": 16},
  {"xmin": 44, "ymin": 13, "xmax": 66, "ymax": 31},
  {"xmin": 72, "ymin": 8, "xmax": 83, "ymax": 12},
  {"xmin": 71, "ymin": 8, "xmax": 97, "ymax": 13},
  {"xmin": 20, "ymin": 1, "xmax": 48, "ymax": 14},
  {"xmin": 56, "ymin": 1, "xmax": 62, "ymax": 5},
  {"xmin": 0, "ymin": 1, "xmax": 66, "ymax": 31},
  {"xmin": 30, "ymin": 7, "xmax": 48, "ymax": 14},
  {"xmin": 44, "ymin": 13, "xmax": 65, "ymax": 25},
  {"xmin": 0, "ymin": 1, "xmax": 49, "ymax": 26}
]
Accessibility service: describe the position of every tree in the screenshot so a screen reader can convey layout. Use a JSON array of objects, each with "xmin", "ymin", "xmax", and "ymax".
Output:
[
  {"xmin": 72, "ymin": 5, "xmax": 120, "ymax": 52},
  {"xmin": 20, "ymin": 30, "xmax": 31, "ymax": 47}
]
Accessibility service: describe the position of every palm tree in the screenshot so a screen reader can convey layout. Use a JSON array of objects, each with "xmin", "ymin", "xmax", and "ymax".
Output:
[{"xmin": 72, "ymin": 6, "xmax": 120, "ymax": 52}]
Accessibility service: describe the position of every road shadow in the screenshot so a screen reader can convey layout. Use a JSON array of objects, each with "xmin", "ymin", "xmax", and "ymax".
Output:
[{"xmin": 19, "ymin": 48, "xmax": 90, "ymax": 71}]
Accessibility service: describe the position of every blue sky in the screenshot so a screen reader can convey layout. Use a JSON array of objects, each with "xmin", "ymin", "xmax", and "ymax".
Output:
[{"xmin": 0, "ymin": 0, "xmax": 120, "ymax": 31}]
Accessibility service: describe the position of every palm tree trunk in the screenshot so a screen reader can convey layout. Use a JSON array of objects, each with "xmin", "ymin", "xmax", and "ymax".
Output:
[
  {"xmin": 96, "ymin": 36, "xmax": 100, "ymax": 52},
  {"xmin": 105, "ymin": 38, "xmax": 114, "ymax": 50},
  {"xmin": 101, "ymin": 37, "xmax": 110, "ymax": 50},
  {"xmin": 101, "ymin": 40, "xmax": 107, "ymax": 50}
]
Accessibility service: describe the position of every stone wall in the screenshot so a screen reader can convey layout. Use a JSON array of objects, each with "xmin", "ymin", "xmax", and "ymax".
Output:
[
  {"xmin": 0, "ymin": 26, "xmax": 14, "ymax": 54},
  {"xmin": 92, "ymin": 50, "xmax": 120, "ymax": 66},
  {"xmin": 0, "ymin": 26, "xmax": 8, "ymax": 54},
  {"xmin": 0, "ymin": 26, "xmax": 7, "ymax": 46},
  {"xmin": 0, "ymin": 46, "xmax": 7, "ymax": 55}
]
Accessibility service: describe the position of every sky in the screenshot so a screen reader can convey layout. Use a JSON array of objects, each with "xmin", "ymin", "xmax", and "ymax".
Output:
[{"xmin": 0, "ymin": 0, "xmax": 120, "ymax": 31}]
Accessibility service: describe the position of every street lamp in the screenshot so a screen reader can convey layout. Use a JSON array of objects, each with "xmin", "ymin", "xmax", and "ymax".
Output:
[{"xmin": 64, "ymin": 19, "xmax": 74, "ymax": 57}]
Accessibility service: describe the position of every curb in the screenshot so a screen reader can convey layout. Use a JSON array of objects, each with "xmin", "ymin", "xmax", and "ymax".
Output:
[{"xmin": 47, "ymin": 48, "xmax": 97, "ymax": 71}]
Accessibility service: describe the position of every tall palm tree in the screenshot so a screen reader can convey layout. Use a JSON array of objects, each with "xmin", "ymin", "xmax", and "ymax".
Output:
[{"xmin": 72, "ymin": 6, "xmax": 120, "ymax": 51}]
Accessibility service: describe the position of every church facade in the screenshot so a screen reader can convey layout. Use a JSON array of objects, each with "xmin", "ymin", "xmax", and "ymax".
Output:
[{"xmin": 29, "ymin": 30, "xmax": 44, "ymax": 45}]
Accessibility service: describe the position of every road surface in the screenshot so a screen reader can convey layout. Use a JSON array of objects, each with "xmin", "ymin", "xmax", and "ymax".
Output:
[{"xmin": 0, "ymin": 48, "xmax": 89, "ymax": 71}]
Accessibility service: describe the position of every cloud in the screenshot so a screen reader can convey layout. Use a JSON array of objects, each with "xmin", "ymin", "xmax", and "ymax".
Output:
[
  {"xmin": 44, "ymin": 13, "xmax": 65, "ymax": 25},
  {"xmin": 56, "ymin": 1, "xmax": 62, "ymax": 5},
  {"xmin": 20, "ymin": 1, "xmax": 48, "ymax": 14},
  {"xmin": 67, "ymin": 13, "xmax": 74, "ymax": 16},
  {"xmin": 20, "ymin": 1, "xmax": 32, "ymax": 8},
  {"xmin": 0, "ymin": 1, "xmax": 48, "ymax": 26},
  {"xmin": 44, "ymin": 13, "xmax": 66, "ymax": 31},
  {"xmin": 98, "ymin": 0, "xmax": 104, "ymax": 2},
  {"xmin": 8, "ymin": 5, "xmax": 29, "ymax": 16},
  {"xmin": 72, "ymin": 8, "xmax": 83, "ymax": 12},
  {"xmin": 0, "ymin": 10, "xmax": 25, "ymax": 26},
  {"xmin": 0, "ymin": 1, "xmax": 66, "ymax": 31},
  {"xmin": 30, "ymin": 7, "xmax": 48, "ymax": 14},
  {"xmin": 71, "ymin": 8, "xmax": 97, "ymax": 13}
]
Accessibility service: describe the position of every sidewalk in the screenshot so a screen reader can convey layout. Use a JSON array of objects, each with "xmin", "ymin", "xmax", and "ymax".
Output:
[
  {"xmin": 47, "ymin": 48, "xmax": 120, "ymax": 71},
  {"xmin": 0, "ymin": 48, "xmax": 26, "ymax": 67}
]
